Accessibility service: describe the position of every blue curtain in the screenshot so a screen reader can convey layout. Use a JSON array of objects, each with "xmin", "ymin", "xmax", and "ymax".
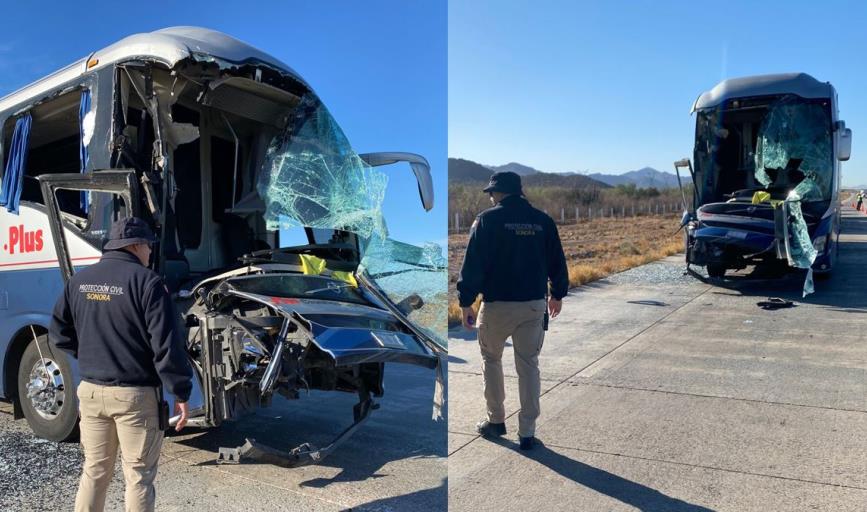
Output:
[
  {"xmin": 79, "ymin": 89, "xmax": 91, "ymax": 213},
  {"xmin": 0, "ymin": 114, "xmax": 33, "ymax": 215}
]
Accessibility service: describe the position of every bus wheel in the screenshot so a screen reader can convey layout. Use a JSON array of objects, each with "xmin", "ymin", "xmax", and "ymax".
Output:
[{"xmin": 17, "ymin": 338, "xmax": 79, "ymax": 441}]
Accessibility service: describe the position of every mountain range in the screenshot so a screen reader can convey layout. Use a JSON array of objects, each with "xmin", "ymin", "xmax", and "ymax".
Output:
[
  {"xmin": 487, "ymin": 162, "xmax": 540, "ymax": 176},
  {"xmin": 449, "ymin": 158, "xmax": 610, "ymax": 189},
  {"xmin": 450, "ymin": 158, "xmax": 681, "ymax": 189},
  {"xmin": 586, "ymin": 167, "xmax": 681, "ymax": 189}
]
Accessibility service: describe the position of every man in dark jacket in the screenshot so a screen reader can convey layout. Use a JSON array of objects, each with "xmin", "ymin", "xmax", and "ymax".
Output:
[
  {"xmin": 456, "ymin": 171, "xmax": 569, "ymax": 450},
  {"xmin": 50, "ymin": 217, "xmax": 193, "ymax": 512}
]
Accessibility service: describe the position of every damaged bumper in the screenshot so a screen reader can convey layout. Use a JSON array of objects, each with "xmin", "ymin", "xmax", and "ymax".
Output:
[
  {"xmin": 189, "ymin": 271, "xmax": 442, "ymax": 466},
  {"xmin": 686, "ymin": 200, "xmax": 835, "ymax": 279},
  {"xmin": 217, "ymin": 390, "xmax": 378, "ymax": 467},
  {"xmin": 687, "ymin": 202, "xmax": 780, "ymax": 269}
]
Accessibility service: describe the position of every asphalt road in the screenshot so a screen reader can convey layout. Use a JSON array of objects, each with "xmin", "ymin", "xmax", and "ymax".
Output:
[
  {"xmin": 0, "ymin": 363, "xmax": 446, "ymax": 511},
  {"xmin": 448, "ymin": 205, "xmax": 867, "ymax": 511}
]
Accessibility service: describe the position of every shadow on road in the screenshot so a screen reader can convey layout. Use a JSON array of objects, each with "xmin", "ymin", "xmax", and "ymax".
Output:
[
  {"xmin": 501, "ymin": 439, "xmax": 715, "ymax": 512},
  {"xmin": 349, "ymin": 479, "xmax": 447, "ymax": 512},
  {"xmin": 170, "ymin": 365, "xmax": 446, "ymax": 489},
  {"xmin": 448, "ymin": 328, "xmax": 477, "ymax": 341},
  {"xmin": 448, "ymin": 354, "xmax": 468, "ymax": 364}
]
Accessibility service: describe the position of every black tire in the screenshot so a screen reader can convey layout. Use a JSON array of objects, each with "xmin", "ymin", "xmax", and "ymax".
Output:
[
  {"xmin": 707, "ymin": 264, "xmax": 726, "ymax": 279},
  {"xmin": 17, "ymin": 337, "xmax": 79, "ymax": 442}
]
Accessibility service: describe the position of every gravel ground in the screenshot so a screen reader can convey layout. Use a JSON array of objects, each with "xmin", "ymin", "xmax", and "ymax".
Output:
[
  {"xmin": 0, "ymin": 405, "xmax": 125, "ymax": 512},
  {"xmin": 603, "ymin": 257, "xmax": 701, "ymax": 286}
]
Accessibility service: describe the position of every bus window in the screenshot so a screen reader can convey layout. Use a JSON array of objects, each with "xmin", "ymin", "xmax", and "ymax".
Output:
[
  {"xmin": 171, "ymin": 104, "xmax": 202, "ymax": 250},
  {"xmin": 83, "ymin": 192, "xmax": 128, "ymax": 246},
  {"xmin": 3, "ymin": 89, "xmax": 86, "ymax": 219}
]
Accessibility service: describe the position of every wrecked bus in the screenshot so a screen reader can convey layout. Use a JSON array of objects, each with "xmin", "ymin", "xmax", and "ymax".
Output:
[
  {"xmin": 675, "ymin": 73, "xmax": 852, "ymax": 291},
  {"xmin": 0, "ymin": 27, "xmax": 446, "ymax": 464}
]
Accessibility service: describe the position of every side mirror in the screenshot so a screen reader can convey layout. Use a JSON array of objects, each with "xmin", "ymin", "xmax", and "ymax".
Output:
[
  {"xmin": 358, "ymin": 152, "xmax": 434, "ymax": 211},
  {"xmin": 836, "ymin": 121, "xmax": 852, "ymax": 161}
]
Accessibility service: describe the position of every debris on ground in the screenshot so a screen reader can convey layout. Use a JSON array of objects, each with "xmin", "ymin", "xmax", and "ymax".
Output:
[{"xmin": 756, "ymin": 297, "xmax": 796, "ymax": 310}]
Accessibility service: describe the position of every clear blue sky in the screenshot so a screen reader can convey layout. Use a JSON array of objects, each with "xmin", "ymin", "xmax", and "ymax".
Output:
[
  {"xmin": 450, "ymin": 0, "xmax": 867, "ymax": 186},
  {"xmin": 0, "ymin": 1, "xmax": 446, "ymax": 245}
]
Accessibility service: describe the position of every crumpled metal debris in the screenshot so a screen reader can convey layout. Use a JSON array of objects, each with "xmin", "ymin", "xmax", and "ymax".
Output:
[{"xmin": 757, "ymin": 297, "xmax": 795, "ymax": 310}]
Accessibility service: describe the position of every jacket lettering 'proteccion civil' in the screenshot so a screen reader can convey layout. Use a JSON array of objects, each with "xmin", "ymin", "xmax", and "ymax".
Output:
[
  {"xmin": 457, "ymin": 195, "xmax": 569, "ymax": 307},
  {"xmin": 49, "ymin": 250, "xmax": 193, "ymax": 401}
]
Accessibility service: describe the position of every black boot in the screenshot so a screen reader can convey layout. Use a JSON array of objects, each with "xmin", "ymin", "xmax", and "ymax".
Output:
[
  {"xmin": 519, "ymin": 436, "xmax": 536, "ymax": 450},
  {"xmin": 476, "ymin": 420, "xmax": 506, "ymax": 437}
]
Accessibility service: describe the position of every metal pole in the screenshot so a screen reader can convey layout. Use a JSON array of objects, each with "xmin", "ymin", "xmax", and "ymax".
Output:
[
  {"xmin": 575, "ymin": 206, "xmax": 579, "ymax": 223},
  {"xmin": 561, "ymin": 208, "xmax": 565, "ymax": 223},
  {"xmin": 260, "ymin": 318, "xmax": 291, "ymax": 396},
  {"xmin": 221, "ymin": 113, "xmax": 240, "ymax": 209},
  {"xmin": 30, "ymin": 326, "xmax": 51, "ymax": 384}
]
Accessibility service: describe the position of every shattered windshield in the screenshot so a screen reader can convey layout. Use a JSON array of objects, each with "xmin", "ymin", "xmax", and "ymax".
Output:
[
  {"xmin": 694, "ymin": 96, "xmax": 832, "ymax": 204},
  {"xmin": 256, "ymin": 94, "xmax": 447, "ymax": 342},
  {"xmin": 754, "ymin": 97, "xmax": 832, "ymax": 202},
  {"xmin": 360, "ymin": 237, "xmax": 448, "ymax": 348},
  {"xmin": 257, "ymin": 94, "xmax": 388, "ymax": 239}
]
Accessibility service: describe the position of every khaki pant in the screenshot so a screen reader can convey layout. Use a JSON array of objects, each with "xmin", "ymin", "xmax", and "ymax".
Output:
[
  {"xmin": 75, "ymin": 381, "xmax": 164, "ymax": 512},
  {"xmin": 477, "ymin": 299, "xmax": 546, "ymax": 437}
]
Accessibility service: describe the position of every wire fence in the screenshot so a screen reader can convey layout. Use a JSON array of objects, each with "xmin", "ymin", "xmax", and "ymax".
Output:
[{"xmin": 449, "ymin": 201, "xmax": 684, "ymax": 234}]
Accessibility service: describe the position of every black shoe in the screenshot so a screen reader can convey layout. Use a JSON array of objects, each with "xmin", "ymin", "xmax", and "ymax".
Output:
[
  {"xmin": 519, "ymin": 436, "xmax": 536, "ymax": 450},
  {"xmin": 476, "ymin": 420, "xmax": 506, "ymax": 437}
]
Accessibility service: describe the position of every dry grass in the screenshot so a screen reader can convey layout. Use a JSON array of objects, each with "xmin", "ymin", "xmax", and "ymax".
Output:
[{"xmin": 448, "ymin": 214, "xmax": 683, "ymax": 326}]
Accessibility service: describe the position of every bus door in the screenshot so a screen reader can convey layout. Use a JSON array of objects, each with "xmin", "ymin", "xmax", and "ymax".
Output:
[{"xmin": 38, "ymin": 170, "xmax": 139, "ymax": 282}]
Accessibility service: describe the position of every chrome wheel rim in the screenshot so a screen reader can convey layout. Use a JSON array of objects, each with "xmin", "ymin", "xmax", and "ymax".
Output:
[{"xmin": 26, "ymin": 359, "xmax": 65, "ymax": 420}]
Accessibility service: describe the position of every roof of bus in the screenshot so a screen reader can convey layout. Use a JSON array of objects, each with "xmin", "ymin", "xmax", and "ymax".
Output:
[
  {"xmin": 691, "ymin": 72, "xmax": 835, "ymax": 112},
  {"xmin": 0, "ymin": 26, "xmax": 308, "ymax": 113}
]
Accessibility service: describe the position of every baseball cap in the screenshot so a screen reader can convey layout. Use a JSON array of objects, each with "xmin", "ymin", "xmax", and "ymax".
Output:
[
  {"xmin": 103, "ymin": 217, "xmax": 156, "ymax": 250},
  {"xmin": 483, "ymin": 171, "xmax": 523, "ymax": 195}
]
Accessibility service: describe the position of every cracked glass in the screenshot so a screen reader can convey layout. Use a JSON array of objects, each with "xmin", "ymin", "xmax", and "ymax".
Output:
[
  {"xmin": 754, "ymin": 97, "xmax": 832, "ymax": 199},
  {"xmin": 753, "ymin": 97, "xmax": 832, "ymax": 295},
  {"xmin": 360, "ymin": 236, "xmax": 448, "ymax": 348},
  {"xmin": 257, "ymin": 94, "xmax": 388, "ymax": 240}
]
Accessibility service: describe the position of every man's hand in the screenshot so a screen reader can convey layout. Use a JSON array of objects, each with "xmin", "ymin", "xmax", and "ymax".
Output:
[
  {"xmin": 462, "ymin": 306, "xmax": 477, "ymax": 330},
  {"xmin": 548, "ymin": 297, "xmax": 562, "ymax": 319},
  {"xmin": 174, "ymin": 400, "xmax": 189, "ymax": 432}
]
